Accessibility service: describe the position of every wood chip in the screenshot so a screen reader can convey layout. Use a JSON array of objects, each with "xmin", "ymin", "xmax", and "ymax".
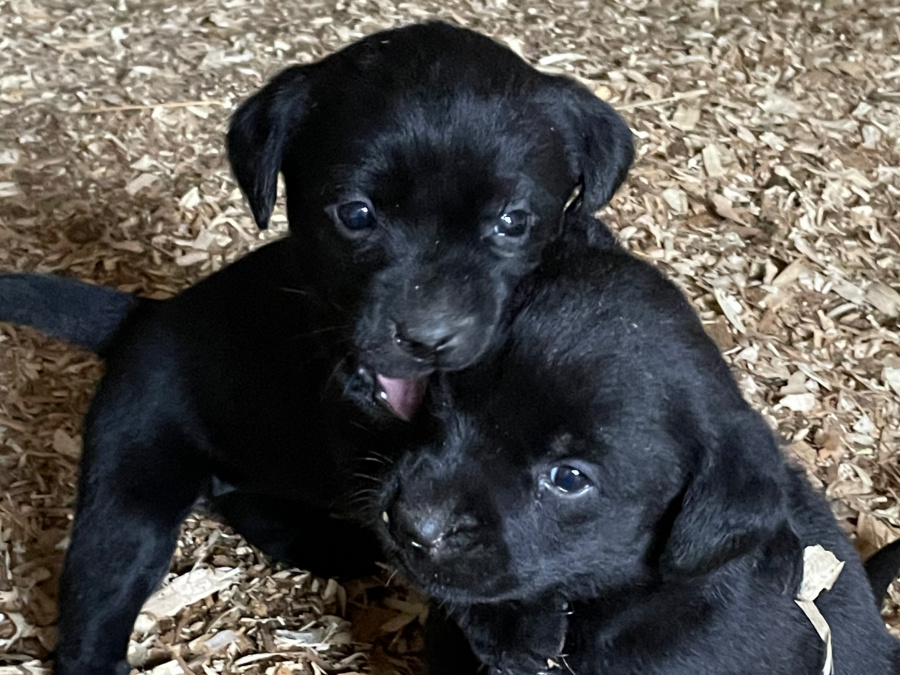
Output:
[
  {"xmin": 139, "ymin": 567, "xmax": 241, "ymax": 620},
  {"xmin": 670, "ymin": 104, "xmax": 700, "ymax": 131},
  {"xmin": 661, "ymin": 187, "xmax": 689, "ymax": 214},
  {"xmin": 125, "ymin": 173, "xmax": 159, "ymax": 196},
  {"xmin": 866, "ymin": 282, "xmax": 900, "ymax": 318},
  {"xmin": 702, "ymin": 144, "xmax": 725, "ymax": 178}
]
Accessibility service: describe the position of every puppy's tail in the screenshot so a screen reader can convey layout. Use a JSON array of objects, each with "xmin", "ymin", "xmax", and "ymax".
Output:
[
  {"xmin": 0, "ymin": 273, "xmax": 141, "ymax": 354},
  {"xmin": 864, "ymin": 538, "xmax": 900, "ymax": 603}
]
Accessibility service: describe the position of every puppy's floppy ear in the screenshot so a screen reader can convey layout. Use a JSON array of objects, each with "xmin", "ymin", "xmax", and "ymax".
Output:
[
  {"xmin": 227, "ymin": 66, "xmax": 309, "ymax": 230},
  {"xmin": 661, "ymin": 410, "xmax": 794, "ymax": 579},
  {"xmin": 544, "ymin": 78, "xmax": 635, "ymax": 214}
]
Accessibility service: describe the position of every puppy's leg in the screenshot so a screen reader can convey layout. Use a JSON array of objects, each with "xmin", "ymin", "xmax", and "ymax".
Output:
[
  {"xmin": 54, "ymin": 425, "xmax": 207, "ymax": 675},
  {"xmin": 212, "ymin": 492, "xmax": 383, "ymax": 578},
  {"xmin": 423, "ymin": 604, "xmax": 484, "ymax": 675}
]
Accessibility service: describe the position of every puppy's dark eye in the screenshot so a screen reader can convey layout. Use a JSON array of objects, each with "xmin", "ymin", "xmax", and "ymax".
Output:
[
  {"xmin": 549, "ymin": 465, "xmax": 592, "ymax": 494},
  {"xmin": 493, "ymin": 210, "xmax": 531, "ymax": 239},
  {"xmin": 337, "ymin": 201, "xmax": 376, "ymax": 232}
]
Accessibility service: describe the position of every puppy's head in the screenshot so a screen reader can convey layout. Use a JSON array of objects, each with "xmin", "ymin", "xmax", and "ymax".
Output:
[
  {"xmin": 226, "ymin": 22, "xmax": 634, "ymax": 419},
  {"xmin": 375, "ymin": 249, "xmax": 798, "ymax": 604}
]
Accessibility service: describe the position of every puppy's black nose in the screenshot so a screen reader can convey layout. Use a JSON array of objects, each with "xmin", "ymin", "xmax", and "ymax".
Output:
[
  {"xmin": 393, "ymin": 318, "xmax": 468, "ymax": 358},
  {"xmin": 389, "ymin": 500, "xmax": 479, "ymax": 554}
]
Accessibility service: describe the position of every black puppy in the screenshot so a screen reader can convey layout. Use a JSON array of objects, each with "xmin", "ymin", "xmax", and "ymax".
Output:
[
  {"xmin": 376, "ymin": 237, "xmax": 900, "ymax": 674},
  {"xmin": 0, "ymin": 21, "xmax": 633, "ymax": 675}
]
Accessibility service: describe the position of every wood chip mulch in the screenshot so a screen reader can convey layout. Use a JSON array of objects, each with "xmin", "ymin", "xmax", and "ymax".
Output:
[{"xmin": 1, "ymin": 0, "xmax": 898, "ymax": 672}]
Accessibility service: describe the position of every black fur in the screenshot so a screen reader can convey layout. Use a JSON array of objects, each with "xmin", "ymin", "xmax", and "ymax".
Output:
[
  {"xmin": 375, "ymin": 237, "xmax": 900, "ymax": 674},
  {"xmin": 0, "ymin": 274, "xmax": 139, "ymax": 353},
  {"xmin": 0, "ymin": 22, "xmax": 633, "ymax": 675},
  {"xmin": 866, "ymin": 538, "xmax": 900, "ymax": 605},
  {"xmin": 227, "ymin": 20, "xmax": 633, "ymax": 385}
]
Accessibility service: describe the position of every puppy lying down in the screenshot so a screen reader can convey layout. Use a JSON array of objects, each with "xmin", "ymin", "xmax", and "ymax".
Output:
[{"xmin": 375, "ymin": 236, "xmax": 900, "ymax": 674}]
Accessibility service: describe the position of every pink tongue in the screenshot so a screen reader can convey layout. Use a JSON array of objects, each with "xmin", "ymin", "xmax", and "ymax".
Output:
[{"xmin": 376, "ymin": 374, "xmax": 427, "ymax": 421}]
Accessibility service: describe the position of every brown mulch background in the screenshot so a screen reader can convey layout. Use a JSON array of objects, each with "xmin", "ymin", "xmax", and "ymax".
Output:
[{"xmin": 1, "ymin": 0, "xmax": 898, "ymax": 672}]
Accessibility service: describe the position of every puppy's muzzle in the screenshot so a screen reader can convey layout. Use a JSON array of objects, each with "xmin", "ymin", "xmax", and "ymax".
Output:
[
  {"xmin": 386, "ymin": 496, "xmax": 480, "ymax": 559},
  {"xmin": 390, "ymin": 312, "xmax": 476, "ymax": 362}
]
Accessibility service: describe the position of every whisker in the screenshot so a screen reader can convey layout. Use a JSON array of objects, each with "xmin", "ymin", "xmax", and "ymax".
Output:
[
  {"xmin": 348, "ymin": 420, "xmax": 377, "ymax": 436},
  {"xmin": 561, "ymin": 655, "xmax": 578, "ymax": 675},
  {"xmin": 367, "ymin": 450, "xmax": 395, "ymax": 464},
  {"xmin": 322, "ymin": 355, "xmax": 351, "ymax": 392},
  {"xmin": 279, "ymin": 286, "xmax": 314, "ymax": 296},
  {"xmin": 357, "ymin": 456, "xmax": 388, "ymax": 466},
  {"xmin": 346, "ymin": 488, "xmax": 380, "ymax": 500},
  {"xmin": 280, "ymin": 285, "xmax": 348, "ymax": 312},
  {"xmin": 352, "ymin": 473, "xmax": 382, "ymax": 483}
]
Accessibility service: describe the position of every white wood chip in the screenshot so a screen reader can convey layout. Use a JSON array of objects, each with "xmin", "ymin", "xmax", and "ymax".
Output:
[
  {"xmin": 146, "ymin": 660, "xmax": 186, "ymax": 675},
  {"xmin": 0, "ymin": 181, "xmax": 21, "ymax": 197},
  {"xmin": 125, "ymin": 172, "xmax": 158, "ymax": 196},
  {"xmin": 771, "ymin": 259, "xmax": 808, "ymax": 287},
  {"xmin": 798, "ymin": 545, "xmax": 844, "ymax": 603},
  {"xmin": 831, "ymin": 279, "xmax": 866, "ymax": 306},
  {"xmin": 175, "ymin": 251, "xmax": 210, "ymax": 267},
  {"xmin": 179, "ymin": 186, "xmax": 201, "ymax": 210},
  {"xmin": 0, "ymin": 662, "xmax": 50, "ymax": 675},
  {"xmin": 538, "ymin": 52, "xmax": 587, "ymax": 66},
  {"xmin": 140, "ymin": 567, "xmax": 240, "ymax": 620},
  {"xmin": 661, "ymin": 187, "xmax": 689, "ymax": 213},
  {"xmin": 0, "ymin": 148, "xmax": 21, "ymax": 164},
  {"xmin": 780, "ymin": 393, "xmax": 817, "ymax": 412},
  {"xmin": 865, "ymin": 282, "xmax": 900, "ymax": 318},
  {"xmin": 702, "ymin": 144, "xmax": 725, "ymax": 177},
  {"xmin": 671, "ymin": 104, "xmax": 700, "ymax": 131},
  {"xmin": 883, "ymin": 363, "xmax": 900, "ymax": 398}
]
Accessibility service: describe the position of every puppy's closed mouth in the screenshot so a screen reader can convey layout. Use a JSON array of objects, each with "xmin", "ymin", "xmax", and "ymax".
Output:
[{"xmin": 375, "ymin": 374, "xmax": 428, "ymax": 421}]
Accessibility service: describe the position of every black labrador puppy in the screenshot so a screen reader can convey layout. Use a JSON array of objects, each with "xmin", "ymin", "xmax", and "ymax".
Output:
[
  {"xmin": 375, "ymin": 235, "xmax": 900, "ymax": 674},
  {"xmin": 0, "ymin": 21, "xmax": 633, "ymax": 675}
]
